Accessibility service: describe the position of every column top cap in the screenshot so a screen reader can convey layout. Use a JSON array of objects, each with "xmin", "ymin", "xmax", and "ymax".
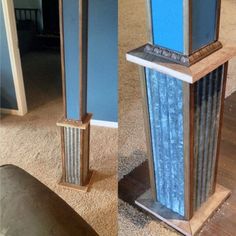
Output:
[{"xmin": 126, "ymin": 44, "xmax": 236, "ymax": 84}]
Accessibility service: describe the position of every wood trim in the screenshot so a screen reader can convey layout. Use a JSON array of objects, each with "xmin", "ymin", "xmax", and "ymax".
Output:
[
  {"xmin": 60, "ymin": 127, "xmax": 66, "ymax": 182},
  {"xmin": 216, "ymin": 0, "xmax": 222, "ymax": 40},
  {"xmin": 183, "ymin": 0, "xmax": 191, "ymax": 55},
  {"xmin": 57, "ymin": 113, "xmax": 92, "ymax": 129},
  {"xmin": 212, "ymin": 62, "xmax": 228, "ymax": 193},
  {"xmin": 79, "ymin": 0, "xmax": 88, "ymax": 120},
  {"xmin": 79, "ymin": 128, "xmax": 84, "ymax": 185},
  {"xmin": 126, "ymin": 44, "xmax": 236, "ymax": 84},
  {"xmin": 59, "ymin": 170, "xmax": 95, "ymax": 192},
  {"xmin": 2, "ymin": 0, "xmax": 27, "ymax": 116},
  {"xmin": 188, "ymin": 0, "xmax": 192, "ymax": 54},
  {"xmin": 139, "ymin": 66, "xmax": 157, "ymax": 201},
  {"xmin": 59, "ymin": 0, "xmax": 67, "ymax": 117},
  {"xmin": 146, "ymin": 0, "xmax": 153, "ymax": 44},
  {"xmin": 85, "ymin": 123, "xmax": 90, "ymax": 184},
  {"xmin": 186, "ymin": 84, "xmax": 195, "ymax": 219},
  {"xmin": 79, "ymin": 123, "xmax": 90, "ymax": 186},
  {"xmin": 136, "ymin": 184, "xmax": 230, "ymax": 236}
]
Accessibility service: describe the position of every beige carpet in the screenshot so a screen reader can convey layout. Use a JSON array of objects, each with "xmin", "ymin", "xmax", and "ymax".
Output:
[
  {"xmin": 118, "ymin": 0, "xmax": 236, "ymax": 235},
  {"xmin": 0, "ymin": 97, "xmax": 118, "ymax": 236}
]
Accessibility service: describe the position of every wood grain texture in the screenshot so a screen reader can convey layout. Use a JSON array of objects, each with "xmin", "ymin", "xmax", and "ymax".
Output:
[
  {"xmin": 57, "ymin": 113, "xmax": 92, "ymax": 129},
  {"xmin": 59, "ymin": 170, "xmax": 95, "ymax": 192},
  {"xmin": 57, "ymin": 113, "xmax": 92, "ymax": 187},
  {"xmin": 79, "ymin": 0, "xmax": 88, "ymax": 120},
  {"xmin": 126, "ymin": 44, "xmax": 236, "ymax": 83},
  {"xmin": 212, "ymin": 62, "xmax": 228, "ymax": 193},
  {"xmin": 59, "ymin": 0, "xmax": 67, "ymax": 117},
  {"xmin": 136, "ymin": 184, "xmax": 230, "ymax": 236},
  {"xmin": 216, "ymin": 0, "xmax": 222, "ymax": 40}
]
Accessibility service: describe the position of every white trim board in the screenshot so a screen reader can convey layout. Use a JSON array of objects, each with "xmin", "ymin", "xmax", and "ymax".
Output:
[
  {"xmin": 2, "ymin": 0, "xmax": 27, "ymax": 115},
  {"xmin": 91, "ymin": 119, "xmax": 118, "ymax": 128}
]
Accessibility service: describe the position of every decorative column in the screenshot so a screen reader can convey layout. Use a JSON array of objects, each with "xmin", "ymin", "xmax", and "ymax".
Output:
[
  {"xmin": 126, "ymin": 0, "xmax": 236, "ymax": 235},
  {"xmin": 57, "ymin": 0, "xmax": 93, "ymax": 191}
]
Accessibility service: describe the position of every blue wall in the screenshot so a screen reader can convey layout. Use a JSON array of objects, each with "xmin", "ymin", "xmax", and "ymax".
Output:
[
  {"xmin": 0, "ymin": 1, "xmax": 18, "ymax": 110},
  {"xmin": 87, "ymin": 0, "xmax": 117, "ymax": 122},
  {"xmin": 150, "ymin": 0, "xmax": 184, "ymax": 53},
  {"xmin": 63, "ymin": 0, "xmax": 117, "ymax": 122},
  {"xmin": 192, "ymin": 0, "xmax": 218, "ymax": 52}
]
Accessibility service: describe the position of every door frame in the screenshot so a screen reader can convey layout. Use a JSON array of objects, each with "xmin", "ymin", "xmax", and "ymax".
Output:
[{"xmin": 1, "ymin": 0, "xmax": 27, "ymax": 116}]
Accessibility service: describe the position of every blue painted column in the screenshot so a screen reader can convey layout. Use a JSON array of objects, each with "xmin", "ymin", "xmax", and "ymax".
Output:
[
  {"xmin": 127, "ymin": 0, "xmax": 235, "ymax": 234},
  {"xmin": 146, "ymin": 0, "xmax": 221, "ymax": 63}
]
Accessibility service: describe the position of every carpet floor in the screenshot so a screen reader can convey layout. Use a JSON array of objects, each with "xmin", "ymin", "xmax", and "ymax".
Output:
[
  {"xmin": 0, "ymin": 51, "xmax": 118, "ymax": 236},
  {"xmin": 118, "ymin": 0, "xmax": 236, "ymax": 235},
  {"xmin": 0, "ymin": 99, "xmax": 118, "ymax": 236}
]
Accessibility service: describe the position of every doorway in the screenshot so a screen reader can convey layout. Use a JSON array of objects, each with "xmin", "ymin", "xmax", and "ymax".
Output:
[{"xmin": 13, "ymin": 0, "xmax": 62, "ymax": 111}]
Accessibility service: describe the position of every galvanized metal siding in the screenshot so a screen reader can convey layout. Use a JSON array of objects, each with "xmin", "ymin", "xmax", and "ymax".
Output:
[
  {"xmin": 64, "ymin": 127, "xmax": 81, "ymax": 185},
  {"xmin": 145, "ymin": 68, "xmax": 185, "ymax": 216},
  {"xmin": 193, "ymin": 65, "xmax": 224, "ymax": 210}
]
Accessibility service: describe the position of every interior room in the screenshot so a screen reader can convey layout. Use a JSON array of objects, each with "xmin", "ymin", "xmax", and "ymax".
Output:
[
  {"xmin": 118, "ymin": 0, "xmax": 236, "ymax": 235},
  {"xmin": 14, "ymin": 0, "xmax": 62, "ymax": 111},
  {"xmin": 1, "ymin": 0, "xmax": 236, "ymax": 235},
  {"xmin": 1, "ymin": 0, "xmax": 117, "ymax": 235}
]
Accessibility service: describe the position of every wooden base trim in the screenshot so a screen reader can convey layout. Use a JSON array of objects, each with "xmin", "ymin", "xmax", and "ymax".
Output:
[
  {"xmin": 57, "ymin": 113, "xmax": 92, "ymax": 130},
  {"xmin": 58, "ymin": 170, "xmax": 95, "ymax": 193},
  {"xmin": 126, "ymin": 44, "xmax": 236, "ymax": 84},
  {"xmin": 135, "ymin": 184, "xmax": 231, "ymax": 236}
]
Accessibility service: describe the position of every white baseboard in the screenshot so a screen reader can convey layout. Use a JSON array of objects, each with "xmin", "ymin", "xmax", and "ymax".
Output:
[
  {"xmin": 0, "ymin": 108, "xmax": 21, "ymax": 116},
  {"xmin": 91, "ymin": 119, "xmax": 118, "ymax": 128}
]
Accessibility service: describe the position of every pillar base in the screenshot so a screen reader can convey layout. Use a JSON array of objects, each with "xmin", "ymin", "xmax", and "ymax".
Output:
[
  {"xmin": 135, "ymin": 184, "xmax": 230, "ymax": 236},
  {"xmin": 59, "ymin": 170, "xmax": 95, "ymax": 193},
  {"xmin": 57, "ymin": 113, "xmax": 92, "ymax": 188}
]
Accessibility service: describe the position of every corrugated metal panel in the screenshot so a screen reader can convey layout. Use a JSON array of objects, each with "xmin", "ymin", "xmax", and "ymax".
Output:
[
  {"xmin": 64, "ymin": 127, "xmax": 81, "ymax": 185},
  {"xmin": 145, "ymin": 68, "xmax": 185, "ymax": 216},
  {"xmin": 193, "ymin": 65, "xmax": 224, "ymax": 210}
]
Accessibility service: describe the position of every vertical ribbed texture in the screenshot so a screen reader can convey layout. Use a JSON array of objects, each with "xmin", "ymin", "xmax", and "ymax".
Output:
[
  {"xmin": 145, "ymin": 68, "xmax": 185, "ymax": 216},
  {"xmin": 193, "ymin": 65, "xmax": 224, "ymax": 210},
  {"xmin": 64, "ymin": 127, "xmax": 81, "ymax": 185}
]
